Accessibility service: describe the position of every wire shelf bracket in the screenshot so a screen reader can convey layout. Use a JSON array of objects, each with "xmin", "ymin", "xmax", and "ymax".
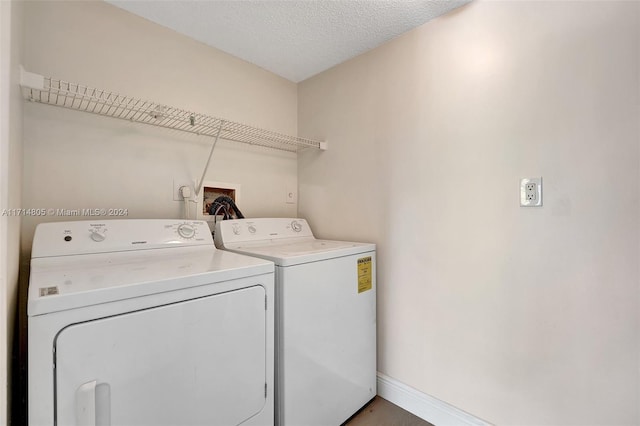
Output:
[{"xmin": 20, "ymin": 67, "xmax": 328, "ymax": 161}]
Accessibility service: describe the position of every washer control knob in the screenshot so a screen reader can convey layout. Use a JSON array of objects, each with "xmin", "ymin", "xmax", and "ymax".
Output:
[
  {"xmin": 177, "ymin": 224, "xmax": 195, "ymax": 239},
  {"xmin": 291, "ymin": 220, "xmax": 302, "ymax": 232},
  {"xmin": 232, "ymin": 225, "xmax": 241, "ymax": 235},
  {"xmin": 248, "ymin": 225, "xmax": 256, "ymax": 234},
  {"xmin": 90, "ymin": 231, "xmax": 106, "ymax": 242}
]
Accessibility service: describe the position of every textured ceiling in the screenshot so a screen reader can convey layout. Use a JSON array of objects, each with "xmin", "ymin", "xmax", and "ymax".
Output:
[{"xmin": 106, "ymin": 0, "xmax": 470, "ymax": 82}]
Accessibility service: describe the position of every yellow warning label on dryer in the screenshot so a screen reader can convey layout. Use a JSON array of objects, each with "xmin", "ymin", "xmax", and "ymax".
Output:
[{"xmin": 357, "ymin": 256, "xmax": 372, "ymax": 293}]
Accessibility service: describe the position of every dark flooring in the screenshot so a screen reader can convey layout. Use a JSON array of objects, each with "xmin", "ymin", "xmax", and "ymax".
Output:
[{"xmin": 345, "ymin": 397, "xmax": 434, "ymax": 426}]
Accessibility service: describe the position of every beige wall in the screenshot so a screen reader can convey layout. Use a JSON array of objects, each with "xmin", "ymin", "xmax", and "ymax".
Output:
[
  {"xmin": 0, "ymin": 1, "xmax": 23, "ymax": 424},
  {"xmin": 21, "ymin": 1, "xmax": 299, "ymax": 254},
  {"xmin": 298, "ymin": 1, "xmax": 639, "ymax": 424},
  {"xmin": 1, "ymin": 0, "xmax": 23, "ymax": 423},
  {"xmin": 15, "ymin": 0, "xmax": 640, "ymax": 424}
]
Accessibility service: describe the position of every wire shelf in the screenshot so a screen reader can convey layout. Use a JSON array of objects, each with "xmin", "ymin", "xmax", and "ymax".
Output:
[{"xmin": 20, "ymin": 70, "xmax": 326, "ymax": 153}]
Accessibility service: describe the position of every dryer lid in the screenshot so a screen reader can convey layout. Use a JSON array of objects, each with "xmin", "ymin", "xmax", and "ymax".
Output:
[
  {"xmin": 28, "ymin": 220, "xmax": 274, "ymax": 316},
  {"xmin": 28, "ymin": 247, "xmax": 273, "ymax": 316}
]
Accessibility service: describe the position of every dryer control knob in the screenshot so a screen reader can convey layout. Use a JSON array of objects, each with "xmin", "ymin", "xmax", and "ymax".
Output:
[
  {"xmin": 90, "ymin": 231, "xmax": 106, "ymax": 242},
  {"xmin": 177, "ymin": 224, "xmax": 195, "ymax": 239},
  {"xmin": 232, "ymin": 225, "xmax": 241, "ymax": 235},
  {"xmin": 248, "ymin": 225, "xmax": 256, "ymax": 234},
  {"xmin": 291, "ymin": 221, "xmax": 302, "ymax": 232}
]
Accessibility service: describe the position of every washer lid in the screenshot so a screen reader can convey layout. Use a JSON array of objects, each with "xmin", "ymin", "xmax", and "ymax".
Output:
[
  {"xmin": 215, "ymin": 217, "xmax": 375, "ymax": 266},
  {"xmin": 225, "ymin": 239, "xmax": 375, "ymax": 266},
  {"xmin": 28, "ymin": 246, "xmax": 273, "ymax": 316}
]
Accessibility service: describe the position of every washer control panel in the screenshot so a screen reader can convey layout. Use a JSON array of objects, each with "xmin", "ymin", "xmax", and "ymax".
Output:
[
  {"xmin": 32, "ymin": 220, "xmax": 213, "ymax": 258},
  {"xmin": 214, "ymin": 218, "xmax": 314, "ymax": 247}
]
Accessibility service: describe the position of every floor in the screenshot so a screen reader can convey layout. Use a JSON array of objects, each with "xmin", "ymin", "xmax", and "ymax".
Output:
[{"xmin": 344, "ymin": 397, "xmax": 434, "ymax": 426}]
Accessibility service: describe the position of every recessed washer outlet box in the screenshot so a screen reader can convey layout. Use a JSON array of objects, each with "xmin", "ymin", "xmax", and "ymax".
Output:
[{"xmin": 197, "ymin": 181, "xmax": 242, "ymax": 220}]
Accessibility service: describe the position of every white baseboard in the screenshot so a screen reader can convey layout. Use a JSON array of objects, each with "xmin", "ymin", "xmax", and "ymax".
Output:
[{"xmin": 376, "ymin": 373, "xmax": 492, "ymax": 426}]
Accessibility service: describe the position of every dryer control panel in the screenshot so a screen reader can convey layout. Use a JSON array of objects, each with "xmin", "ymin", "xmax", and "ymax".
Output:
[
  {"xmin": 215, "ymin": 218, "xmax": 314, "ymax": 247},
  {"xmin": 32, "ymin": 220, "xmax": 213, "ymax": 258}
]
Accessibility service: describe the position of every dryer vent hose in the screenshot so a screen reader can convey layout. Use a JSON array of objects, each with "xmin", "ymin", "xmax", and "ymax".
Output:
[{"xmin": 208, "ymin": 196, "xmax": 245, "ymax": 220}]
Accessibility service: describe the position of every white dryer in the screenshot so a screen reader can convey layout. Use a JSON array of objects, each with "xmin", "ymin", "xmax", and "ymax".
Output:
[
  {"xmin": 214, "ymin": 218, "xmax": 376, "ymax": 426},
  {"xmin": 28, "ymin": 219, "xmax": 275, "ymax": 426}
]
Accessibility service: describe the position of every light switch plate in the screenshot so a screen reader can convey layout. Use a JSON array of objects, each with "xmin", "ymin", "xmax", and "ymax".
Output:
[{"xmin": 520, "ymin": 177, "xmax": 542, "ymax": 207}]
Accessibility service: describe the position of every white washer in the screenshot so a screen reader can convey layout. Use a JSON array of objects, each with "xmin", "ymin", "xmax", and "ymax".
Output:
[
  {"xmin": 214, "ymin": 218, "xmax": 376, "ymax": 426},
  {"xmin": 28, "ymin": 219, "xmax": 275, "ymax": 426}
]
